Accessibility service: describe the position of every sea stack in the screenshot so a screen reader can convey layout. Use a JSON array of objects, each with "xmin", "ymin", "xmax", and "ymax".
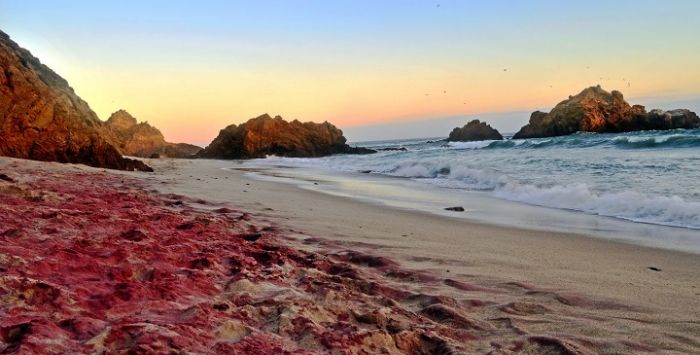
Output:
[
  {"xmin": 447, "ymin": 120, "xmax": 503, "ymax": 141},
  {"xmin": 0, "ymin": 30, "xmax": 152, "ymax": 171},
  {"xmin": 196, "ymin": 114, "xmax": 376, "ymax": 159},
  {"xmin": 101, "ymin": 110, "xmax": 202, "ymax": 158},
  {"xmin": 514, "ymin": 86, "xmax": 700, "ymax": 139}
]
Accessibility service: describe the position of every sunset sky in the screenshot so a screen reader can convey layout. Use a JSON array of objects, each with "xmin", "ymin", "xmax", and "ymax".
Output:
[{"xmin": 2, "ymin": 0, "xmax": 700, "ymax": 143}]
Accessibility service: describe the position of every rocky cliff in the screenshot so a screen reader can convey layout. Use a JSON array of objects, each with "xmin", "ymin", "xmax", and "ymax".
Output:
[
  {"xmin": 197, "ymin": 114, "xmax": 375, "ymax": 159},
  {"xmin": 447, "ymin": 119, "xmax": 503, "ymax": 141},
  {"xmin": 102, "ymin": 110, "xmax": 202, "ymax": 158},
  {"xmin": 0, "ymin": 30, "xmax": 152, "ymax": 171},
  {"xmin": 514, "ymin": 86, "xmax": 700, "ymax": 139}
]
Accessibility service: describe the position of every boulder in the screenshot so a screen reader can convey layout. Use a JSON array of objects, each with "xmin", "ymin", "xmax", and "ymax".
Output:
[
  {"xmin": 0, "ymin": 30, "xmax": 151, "ymax": 171},
  {"xmin": 447, "ymin": 120, "xmax": 503, "ymax": 141},
  {"xmin": 101, "ymin": 110, "xmax": 202, "ymax": 158},
  {"xmin": 197, "ymin": 114, "xmax": 376, "ymax": 159},
  {"xmin": 514, "ymin": 86, "xmax": 700, "ymax": 139},
  {"xmin": 444, "ymin": 206, "xmax": 465, "ymax": 212}
]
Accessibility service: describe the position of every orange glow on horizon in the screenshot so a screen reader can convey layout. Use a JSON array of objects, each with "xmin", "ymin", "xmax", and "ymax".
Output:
[
  {"xmin": 70, "ymin": 66, "xmax": 699, "ymax": 145},
  {"xmin": 23, "ymin": 35, "xmax": 700, "ymax": 145}
]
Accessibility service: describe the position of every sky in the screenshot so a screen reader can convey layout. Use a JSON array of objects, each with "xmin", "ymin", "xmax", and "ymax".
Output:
[{"xmin": 2, "ymin": 0, "xmax": 700, "ymax": 144}]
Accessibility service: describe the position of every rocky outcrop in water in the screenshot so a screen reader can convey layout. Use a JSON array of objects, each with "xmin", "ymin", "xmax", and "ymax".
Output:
[
  {"xmin": 102, "ymin": 110, "xmax": 202, "ymax": 158},
  {"xmin": 447, "ymin": 120, "xmax": 503, "ymax": 141},
  {"xmin": 0, "ymin": 30, "xmax": 152, "ymax": 171},
  {"xmin": 514, "ymin": 86, "xmax": 700, "ymax": 139},
  {"xmin": 197, "ymin": 114, "xmax": 375, "ymax": 159}
]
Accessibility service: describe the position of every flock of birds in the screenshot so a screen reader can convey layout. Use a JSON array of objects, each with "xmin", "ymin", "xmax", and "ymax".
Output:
[
  {"xmin": 423, "ymin": 66, "xmax": 632, "ymax": 107},
  {"xmin": 429, "ymin": 4, "xmax": 633, "ymax": 105}
]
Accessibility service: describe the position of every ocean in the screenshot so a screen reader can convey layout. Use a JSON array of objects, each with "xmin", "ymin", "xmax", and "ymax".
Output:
[{"xmin": 239, "ymin": 128, "xmax": 700, "ymax": 252}]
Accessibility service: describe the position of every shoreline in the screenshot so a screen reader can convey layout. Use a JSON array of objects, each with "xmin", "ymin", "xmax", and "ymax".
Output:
[
  {"xmin": 236, "ymin": 161, "xmax": 700, "ymax": 255},
  {"xmin": 2, "ymin": 157, "xmax": 699, "ymax": 353},
  {"xmin": 140, "ymin": 159, "xmax": 700, "ymax": 311},
  {"xmin": 141, "ymin": 159, "xmax": 700, "ymax": 301}
]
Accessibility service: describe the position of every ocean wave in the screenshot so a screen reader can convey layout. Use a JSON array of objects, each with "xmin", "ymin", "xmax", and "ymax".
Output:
[
  {"xmin": 364, "ymin": 138, "xmax": 443, "ymax": 150},
  {"xmin": 380, "ymin": 161, "xmax": 700, "ymax": 229},
  {"xmin": 446, "ymin": 140, "xmax": 527, "ymax": 150},
  {"xmin": 447, "ymin": 167, "xmax": 506, "ymax": 190},
  {"xmin": 611, "ymin": 133, "xmax": 700, "ymax": 148},
  {"xmin": 254, "ymin": 131, "xmax": 700, "ymax": 230},
  {"xmin": 445, "ymin": 140, "xmax": 497, "ymax": 150},
  {"xmin": 493, "ymin": 182, "xmax": 700, "ymax": 229},
  {"xmin": 439, "ymin": 129, "xmax": 700, "ymax": 151},
  {"xmin": 389, "ymin": 163, "xmax": 440, "ymax": 178}
]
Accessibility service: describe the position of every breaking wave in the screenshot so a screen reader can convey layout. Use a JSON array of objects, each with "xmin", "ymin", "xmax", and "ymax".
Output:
[
  {"xmin": 493, "ymin": 181, "xmax": 700, "ymax": 229},
  {"xmin": 379, "ymin": 163, "xmax": 700, "ymax": 229},
  {"xmin": 439, "ymin": 129, "xmax": 700, "ymax": 150}
]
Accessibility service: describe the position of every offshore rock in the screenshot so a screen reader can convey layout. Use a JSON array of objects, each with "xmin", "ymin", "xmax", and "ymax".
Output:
[
  {"xmin": 447, "ymin": 119, "xmax": 503, "ymax": 141},
  {"xmin": 514, "ymin": 86, "xmax": 700, "ymax": 139},
  {"xmin": 197, "ymin": 114, "xmax": 376, "ymax": 159}
]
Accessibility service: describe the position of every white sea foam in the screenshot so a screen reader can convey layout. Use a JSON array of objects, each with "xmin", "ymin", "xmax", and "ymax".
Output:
[
  {"xmin": 445, "ymin": 141, "xmax": 495, "ymax": 150},
  {"xmin": 493, "ymin": 182, "xmax": 700, "ymax": 229},
  {"xmin": 382, "ymin": 162, "xmax": 700, "ymax": 229},
  {"xmin": 391, "ymin": 163, "xmax": 435, "ymax": 178}
]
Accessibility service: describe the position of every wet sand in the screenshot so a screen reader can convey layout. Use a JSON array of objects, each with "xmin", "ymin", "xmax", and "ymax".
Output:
[{"xmin": 2, "ymin": 156, "xmax": 699, "ymax": 353}]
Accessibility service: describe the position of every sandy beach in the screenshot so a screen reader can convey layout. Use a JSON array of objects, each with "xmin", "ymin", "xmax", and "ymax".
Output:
[
  {"xmin": 2, "ymin": 156, "xmax": 699, "ymax": 354},
  {"xmin": 140, "ymin": 158, "xmax": 700, "ymax": 352},
  {"xmin": 3, "ymin": 2, "xmax": 700, "ymax": 353}
]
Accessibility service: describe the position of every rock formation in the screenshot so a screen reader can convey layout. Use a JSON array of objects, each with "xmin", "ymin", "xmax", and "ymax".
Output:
[
  {"xmin": 101, "ymin": 110, "xmax": 202, "ymax": 158},
  {"xmin": 197, "ymin": 114, "xmax": 375, "ymax": 159},
  {"xmin": 514, "ymin": 86, "xmax": 700, "ymax": 139},
  {"xmin": 447, "ymin": 119, "xmax": 503, "ymax": 141},
  {"xmin": 0, "ymin": 30, "xmax": 152, "ymax": 171}
]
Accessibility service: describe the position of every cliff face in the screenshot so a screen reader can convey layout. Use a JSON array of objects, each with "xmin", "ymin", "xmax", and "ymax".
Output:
[
  {"xmin": 514, "ymin": 86, "xmax": 700, "ymax": 139},
  {"xmin": 197, "ymin": 114, "xmax": 375, "ymax": 159},
  {"xmin": 101, "ymin": 110, "xmax": 202, "ymax": 158},
  {"xmin": 447, "ymin": 120, "xmax": 503, "ymax": 141},
  {"xmin": 0, "ymin": 30, "xmax": 151, "ymax": 171}
]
